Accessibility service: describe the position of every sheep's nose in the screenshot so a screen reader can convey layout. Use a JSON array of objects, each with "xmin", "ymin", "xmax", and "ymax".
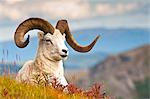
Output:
[{"xmin": 62, "ymin": 49, "xmax": 68, "ymax": 54}]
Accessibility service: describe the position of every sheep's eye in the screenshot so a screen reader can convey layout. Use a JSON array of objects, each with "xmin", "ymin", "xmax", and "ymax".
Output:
[{"xmin": 46, "ymin": 39, "xmax": 53, "ymax": 45}]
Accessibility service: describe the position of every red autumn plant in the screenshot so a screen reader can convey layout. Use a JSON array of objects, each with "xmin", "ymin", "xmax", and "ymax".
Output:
[
  {"xmin": 1, "ymin": 88, "xmax": 9, "ymax": 97},
  {"xmin": 51, "ymin": 78, "xmax": 66, "ymax": 92},
  {"xmin": 67, "ymin": 83, "xmax": 83, "ymax": 94},
  {"xmin": 50, "ymin": 78, "xmax": 109, "ymax": 99}
]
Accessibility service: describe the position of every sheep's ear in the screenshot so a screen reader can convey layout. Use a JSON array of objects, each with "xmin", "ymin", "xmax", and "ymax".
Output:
[{"xmin": 38, "ymin": 32, "xmax": 44, "ymax": 40}]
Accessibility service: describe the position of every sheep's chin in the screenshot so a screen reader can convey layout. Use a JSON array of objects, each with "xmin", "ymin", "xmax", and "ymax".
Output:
[
  {"xmin": 50, "ymin": 55, "xmax": 67, "ymax": 61},
  {"xmin": 62, "ymin": 56, "xmax": 68, "ymax": 60}
]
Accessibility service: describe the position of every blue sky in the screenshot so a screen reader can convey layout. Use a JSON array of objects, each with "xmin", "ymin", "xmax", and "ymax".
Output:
[{"xmin": 0, "ymin": 0, "xmax": 149, "ymax": 42}]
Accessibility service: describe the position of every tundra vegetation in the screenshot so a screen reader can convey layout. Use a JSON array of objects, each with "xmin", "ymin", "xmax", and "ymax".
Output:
[{"xmin": 0, "ymin": 75, "xmax": 109, "ymax": 99}]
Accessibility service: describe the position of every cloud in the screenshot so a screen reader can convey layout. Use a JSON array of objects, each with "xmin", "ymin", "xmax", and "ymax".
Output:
[
  {"xmin": 4, "ymin": 0, "xmax": 24, "ymax": 4},
  {"xmin": 0, "ymin": 3, "xmax": 23, "ymax": 20},
  {"xmin": 37, "ymin": 1, "xmax": 90, "ymax": 19},
  {"xmin": 0, "ymin": 0, "xmax": 91, "ymax": 21},
  {"xmin": 95, "ymin": 3, "xmax": 138, "ymax": 16},
  {"xmin": 0, "ymin": 0, "xmax": 147, "ymax": 21}
]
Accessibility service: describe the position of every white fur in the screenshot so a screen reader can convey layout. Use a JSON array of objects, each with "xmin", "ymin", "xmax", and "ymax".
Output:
[{"xmin": 16, "ymin": 29, "xmax": 68, "ymax": 86}]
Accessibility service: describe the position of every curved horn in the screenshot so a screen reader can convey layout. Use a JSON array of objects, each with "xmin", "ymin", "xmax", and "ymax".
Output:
[
  {"xmin": 14, "ymin": 18, "xmax": 54, "ymax": 48},
  {"xmin": 56, "ymin": 20, "xmax": 100, "ymax": 52}
]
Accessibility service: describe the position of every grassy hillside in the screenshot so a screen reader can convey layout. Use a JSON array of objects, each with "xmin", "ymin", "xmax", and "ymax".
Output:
[{"xmin": 0, "ymin": 76, "xmax": 109, "ymax": 99}]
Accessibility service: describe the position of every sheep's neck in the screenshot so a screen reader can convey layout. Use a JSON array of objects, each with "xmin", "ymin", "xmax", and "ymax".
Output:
[{"xmin": 34, "ymin": 53, "xmax": 64, "ymax": 78}]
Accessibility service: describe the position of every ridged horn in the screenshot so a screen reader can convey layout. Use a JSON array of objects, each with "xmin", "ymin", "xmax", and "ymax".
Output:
[
  {"xmin": 14, "ymin": 18, "xmax": 54, "ymax": 48},
  {"xmin": 56, "ymin": 20, "xmax": 100, "ymax": 52}
]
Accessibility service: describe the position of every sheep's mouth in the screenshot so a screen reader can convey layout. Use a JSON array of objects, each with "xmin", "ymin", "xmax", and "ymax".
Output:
[{"xmin": 60, "ymin": 55, "xmax": 67, "ymax": 58}]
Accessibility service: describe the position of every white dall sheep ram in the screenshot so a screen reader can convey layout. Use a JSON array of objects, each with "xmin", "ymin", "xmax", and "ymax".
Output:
[{"xmin": 14, "ymin": 18, "xmax": 99, "ymax": 86}]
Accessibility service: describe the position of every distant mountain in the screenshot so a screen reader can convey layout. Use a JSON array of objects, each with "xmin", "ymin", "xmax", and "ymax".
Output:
[
  {"xmin": 0, "ymin": 28, "xmax": 149, "ymax": 69},
  {"xmin": 70, "ymin": 45, "xmax": 149, "ymax": 99}
]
